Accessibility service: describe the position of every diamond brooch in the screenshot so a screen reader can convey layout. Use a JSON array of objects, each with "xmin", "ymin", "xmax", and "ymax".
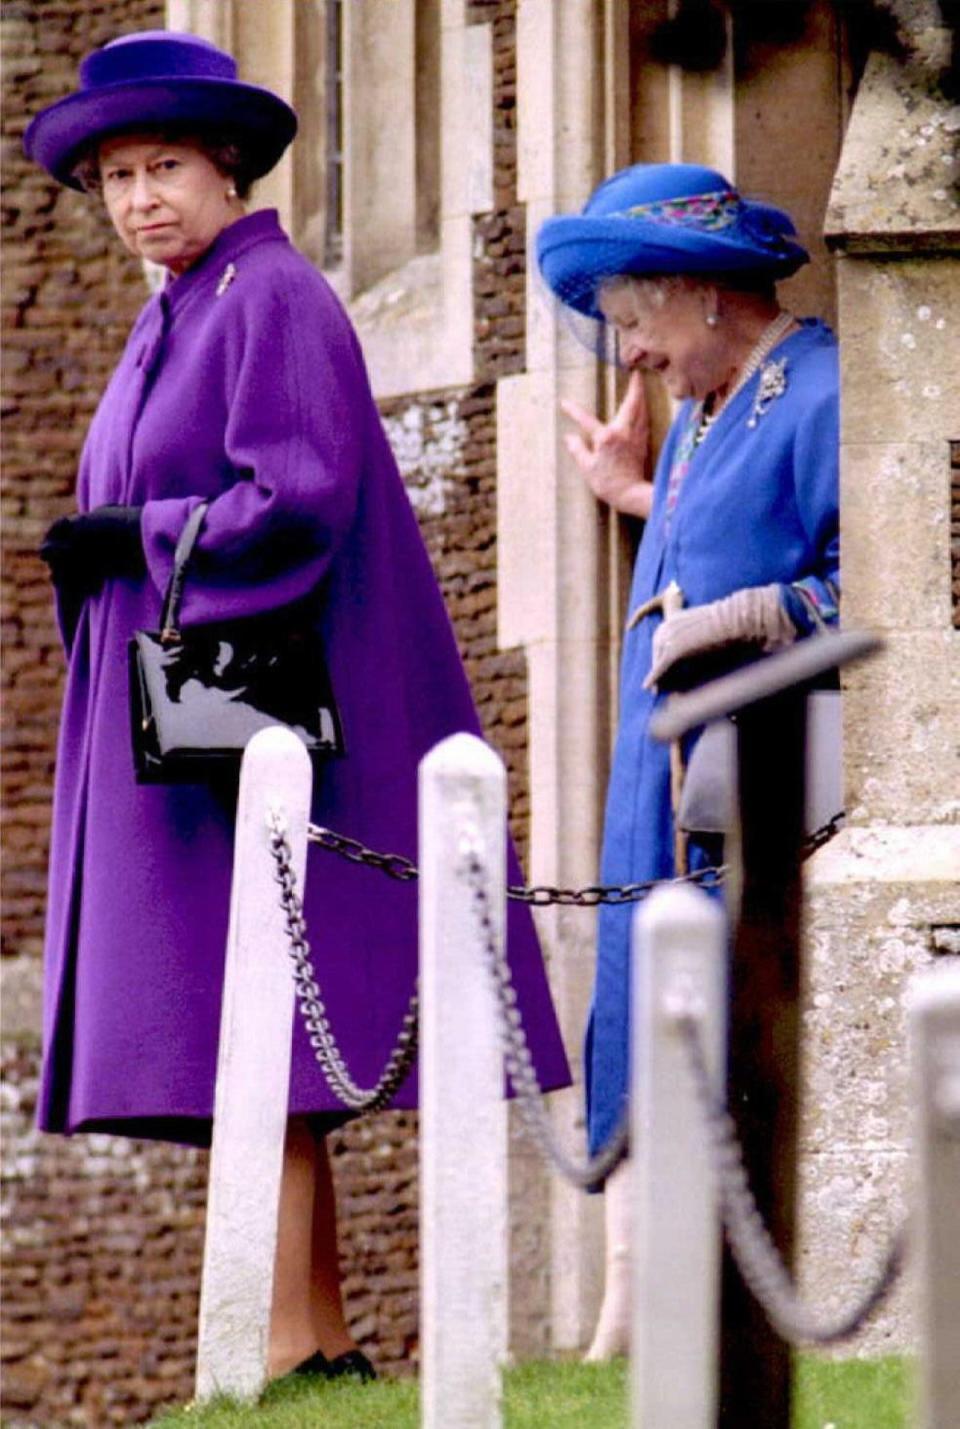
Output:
[
  {"xmin": 747, "ymin": 357, "xmax": 788, "ymax": 428},
  {"xmin": 215, "ymin": 262, "xmax": 237, "ymax": 298}
]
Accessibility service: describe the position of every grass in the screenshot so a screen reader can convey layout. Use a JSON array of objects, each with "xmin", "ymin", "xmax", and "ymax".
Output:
[
  {"xmin": 794, "ymin": 1355, "xmax": 913, "ymax": 1429},
  {"xmin": 148, "ymin": 1361, "xmax": 626, "ymax": 1429},
  {"xmin": 148, "ymin": 1355, "xmax": 914, "ymax": 1428}
]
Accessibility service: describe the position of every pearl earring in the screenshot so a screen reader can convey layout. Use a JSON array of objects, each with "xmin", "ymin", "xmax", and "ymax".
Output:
[
  {"xmin": 706, "ymin": 313, "xmax": 719, "ymax": 328},
  {"xmin": 226, "ymin": 184, "xmax": 237, "ymax": 200}
]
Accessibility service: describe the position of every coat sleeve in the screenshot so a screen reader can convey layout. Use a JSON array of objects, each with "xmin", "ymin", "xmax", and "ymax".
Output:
[
  {"xmin": 139, "ymin": 271, "xmax": 367, "ymax": 625},
  {"xmin": 780, "ymin": 374, "xmax": 840, "ymax": 636}
]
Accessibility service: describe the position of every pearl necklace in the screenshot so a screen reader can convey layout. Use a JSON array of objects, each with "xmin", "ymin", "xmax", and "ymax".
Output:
[{"xmin": 695, "ymin": 309, "xmax": 797, "ymax": 445}]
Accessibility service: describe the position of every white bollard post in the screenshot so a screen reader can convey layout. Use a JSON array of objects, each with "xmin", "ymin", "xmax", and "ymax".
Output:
[
  {"xmin": 195, "ymin": 727, "xmax": 313, "ymax": 1402},
  {"xmin": 631, "ymin": 883, "xmax": 727, "ymax": 1429},
  {"xmin": 420, "ymin": 733, "xmax": 508, "ymax": 1429},
  {"xmin": 910, "ymin": 960, "xmax": 960, "ymax": 1429}
]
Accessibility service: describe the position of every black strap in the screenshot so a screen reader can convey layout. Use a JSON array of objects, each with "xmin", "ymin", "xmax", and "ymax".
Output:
[{"xmin": 159, "ymin": 502, "xmax": 209, "ymax": 640}]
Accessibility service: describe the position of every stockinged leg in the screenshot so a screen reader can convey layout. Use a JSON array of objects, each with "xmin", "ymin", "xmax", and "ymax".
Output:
[
  {"xmin": 420, "ymin": 733, "xmax": 509, "ymax": 1429},
  {"xmin": 631, "ymin": 883, "xmax": 727, "ymax": 1429},
  {"xmin": 911, "ymin": 959, "xmax": 960, "ymax": 1429},
  {"xmin": 195, "ymin": 728, "xmax": 312, "ymax": 1402}
]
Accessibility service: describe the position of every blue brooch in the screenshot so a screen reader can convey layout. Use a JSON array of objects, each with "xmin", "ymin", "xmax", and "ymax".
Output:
[{"xmin": 747, "ymin": 357, "xmax": 788, "ymax": 428}]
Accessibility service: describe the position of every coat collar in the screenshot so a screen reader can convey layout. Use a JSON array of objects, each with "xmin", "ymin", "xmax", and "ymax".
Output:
[{"xmin": 162, "ymin": 209, "xmax": 288, "ymax": 316}]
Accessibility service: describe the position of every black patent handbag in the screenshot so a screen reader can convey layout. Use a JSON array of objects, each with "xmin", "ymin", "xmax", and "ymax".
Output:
[{"xmin": 128, "ymin": 503, "xmax": 345, "ymax": 784}]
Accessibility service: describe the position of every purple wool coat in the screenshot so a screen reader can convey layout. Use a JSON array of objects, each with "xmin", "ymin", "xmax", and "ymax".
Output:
[{"xmin": 42, "ymin": 210, "xmax": 570, "ymax": 1145}]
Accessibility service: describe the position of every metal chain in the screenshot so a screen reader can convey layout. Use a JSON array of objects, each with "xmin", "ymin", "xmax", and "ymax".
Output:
[
  {"xmin": 309, "ymin": 820, "xmax": 723, "ymax": 905},
  {"xmin": 307, "ymin": 812, "xmax": 842, "ymax": 906},
  {"xmin": 509, "ymin": 865, "xmax": 722, "ymax": 906},
  {"xmin": 673, "ymin": 1005, "xmax": 907, "ymax": 1346},
  {"xmin": 284, "ymin": 809, "xmax": 850, "ymax": 1173},
  {"xmin": 268, "ymin": 810, "xmax": 419, "ymax": 1112},
  {"xmin": 307, "ymin": 824, "xmax": 420, "ymax": 884},
  {"xmin": 275, "ymin": 812, "xmax": 905, "ymax": 1331},
  {"xmin": 457, "ymin": 844, "xmax": 629, "ymax": 1192},
  {"xmin": 798, "ymin": 809, "xmax": 846, "ymax": 860}
]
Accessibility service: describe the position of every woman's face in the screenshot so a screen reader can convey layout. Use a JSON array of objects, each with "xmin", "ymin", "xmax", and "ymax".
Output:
[
  {"xmin": 599, "ymin": 278, "xmax": 727, "ymax": 401},
  {"xmin": 98, "ymin": 135, "xmax": 239, "ymax": 275}
]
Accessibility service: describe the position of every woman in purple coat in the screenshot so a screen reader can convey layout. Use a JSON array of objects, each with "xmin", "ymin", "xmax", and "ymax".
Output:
[{"xmin": 25, "ymin": 30, "xmax": 569, "ymax": 1382}]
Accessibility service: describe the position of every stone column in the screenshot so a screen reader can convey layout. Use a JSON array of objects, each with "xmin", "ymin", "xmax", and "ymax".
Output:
[
  {"xmin": 341, "ymin": 1, "xmax": 417, "ymax": 295},
  {"xmin": 801, "ymin": 28, "xmax": 960, "ymax": 1350},
  {"xmin": 335, "ymin": 0, "xmax": 477, "ymax": 400},
  {"xmin": 498, "ymin": 0, "xmax": 611, "ymax": 1352},
  {"xmin": 166, "ymin": 0, "xmax": 295, "ymax": 227}
]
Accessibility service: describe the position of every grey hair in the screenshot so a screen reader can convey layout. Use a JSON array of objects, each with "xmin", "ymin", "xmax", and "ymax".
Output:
[
  {"xmin": 71, "ymin": 125, "xmax": 257, "ymax": 199},
  {"xmin": 598, "ymin": 273, "xmax": 688, "ymax": 311},
  {"xmin": 599, "ymin": 270, "xmax": 777, "ymax": 310}
]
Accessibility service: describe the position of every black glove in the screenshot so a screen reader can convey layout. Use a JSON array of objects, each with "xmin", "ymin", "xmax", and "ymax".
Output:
[{"xmin": 40, "ymin": 505, "xmax": 145, "ymax": 594}]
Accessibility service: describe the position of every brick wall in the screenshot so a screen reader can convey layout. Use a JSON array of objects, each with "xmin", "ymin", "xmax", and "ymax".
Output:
[
  {"xmin": 1, "ymin": 1043, "xmax": 419, "ymax": 1426},
  {"xmin": 381, "ymin": 384, "xmax": 531, "ymax": 860},
  {"xmin": 2, "ymin": 0, "xmax": 168, "ymax": 968},
  {"xmin": 2, "ymin": 1, "xmax": 535, "ymax": 1423},
  {"xmin": 2, "ymin": 7, "xmax": 197, "ymax": 1422},
  {"xmin": 1, "ymin": 1044, "xmax": 207, "ymax": 1426},
  {"xmin": 465, "ymin": 0, "xmax": 530, "ymax": 855}
]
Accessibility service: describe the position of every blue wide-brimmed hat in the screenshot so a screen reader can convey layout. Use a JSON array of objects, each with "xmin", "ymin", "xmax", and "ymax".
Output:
[
  {"xmin": 537, "ymin": 163, "xmax": 808, "ymax": 319},
  {"xmin": 23, "ymin": 30, "xmax": 297, "ymax": 190}
]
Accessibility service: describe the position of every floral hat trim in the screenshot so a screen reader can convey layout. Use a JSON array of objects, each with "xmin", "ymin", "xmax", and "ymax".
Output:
[{"xmin": 611, "ymin": 188, "xmax": 740, "ymax": 232}]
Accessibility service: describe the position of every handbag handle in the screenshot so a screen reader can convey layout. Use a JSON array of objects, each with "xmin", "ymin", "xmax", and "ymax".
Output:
[{"xmin": 159, "ymin": 502, "xmax": 209, "ymax": 643}]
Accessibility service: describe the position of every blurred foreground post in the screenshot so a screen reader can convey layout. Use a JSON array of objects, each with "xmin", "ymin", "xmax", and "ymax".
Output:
[
  {"xmin": 420, "ymin": 733, "xmax": 508, "ymax": 1429},
  {"xmin": 912, "ymin": 960, "xmax": 960, "ymax": 1429},
  {"xmin": 651, "ymin": 632, "xmax": 881, "ymax": 1426},
  {"xmin": 196, "ymin": 728, "xmax": 312, "ymax": 1402},
  {"xmin": 631, "ymin": 883, "xmax": 726, "ymax": 1428},
  {"xmin": 717, "ymin": 684, "xmax": 806, "ymax": 1424}
]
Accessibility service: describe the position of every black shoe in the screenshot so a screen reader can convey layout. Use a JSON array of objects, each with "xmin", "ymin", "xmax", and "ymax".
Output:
[
  {"xmin": 287, "ymin": 1347, "xmax": 377, "ymax": 1383},
  {"xmin": 290, "ymin": 1349, "xmax": 332, "ymax": 1377},
  {"xmin": 325, "ymin": 1349, "xmax": 377, "ymax": 1382}
]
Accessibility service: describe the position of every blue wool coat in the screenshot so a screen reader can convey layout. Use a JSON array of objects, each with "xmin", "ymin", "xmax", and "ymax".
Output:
[
  {"xmin": 586, "ymin": 320, "xmax": 839, "ymax": 1156},
  {"xmin": 42, "ymin": 210, "xmax": 570, "ymax": 1143}
]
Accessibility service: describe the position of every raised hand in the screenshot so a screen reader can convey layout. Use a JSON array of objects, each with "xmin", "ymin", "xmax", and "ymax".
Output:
[{"xmin": 560, "ymin": 370, "xmax": 653, "ymax": 519}]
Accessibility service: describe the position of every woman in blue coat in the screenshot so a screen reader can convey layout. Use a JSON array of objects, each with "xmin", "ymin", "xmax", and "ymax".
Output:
[
  {"xmin": 536, "ymin": 163, "xmax": 839, "ymax": 1358},
  {"xmin": 25, "ymin": 30, "xmax": 569, "ymax": 1383}
]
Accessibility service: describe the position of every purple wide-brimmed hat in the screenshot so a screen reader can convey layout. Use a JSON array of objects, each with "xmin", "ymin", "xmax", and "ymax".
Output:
[
  {"xmin": 23, "ymin": 30, "xmax": 297, "ymax": 190},
  {"xmin": 537, "ymin": 163, "xmax": 808, "ymax": 319}
]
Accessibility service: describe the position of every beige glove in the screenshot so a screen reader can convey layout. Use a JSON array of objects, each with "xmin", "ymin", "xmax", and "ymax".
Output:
[{"xmin": 644, "ymin": 584, "xmax": 796, "ymax": 691}]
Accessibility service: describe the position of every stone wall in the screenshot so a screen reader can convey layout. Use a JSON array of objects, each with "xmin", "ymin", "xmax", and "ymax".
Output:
[
  {"xmin": 800, "ymin": 30, "xmax": 960, "ymax": 1355},
  {"xmin": 1, "ymin": 1, "xmax": 536, "ymax": 1423},
  {"xmin": 952, "ymin": 440, "xmax": 960, "ymax": 629}
]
